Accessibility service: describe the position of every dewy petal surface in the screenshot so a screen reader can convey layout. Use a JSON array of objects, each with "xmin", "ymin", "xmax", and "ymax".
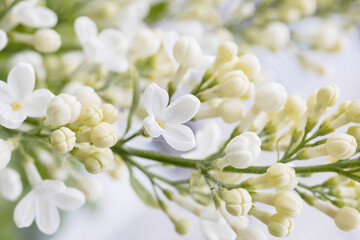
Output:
[
  {"xmin": 54, "ymin": 188, "xmax": 85, "ymax": 211},
  {"xmin": 0, "ymin": 168, "xmax": 22, "ymax": 201},
  {"xmin": 7, "ymin": 62, "xmax": 35, "ymax": 100},
  {"xmin": 143, "ymin": 83, "xmax": 169, "ymax": 118},
  {"xmin": 163, "ymin": 124, "xmax": 196, "ymax": 151},
  {"xmin": 35, "ymin": 197, "xmax": 60, "ymax": 235},
  {"xmin": 13, "ymin": 191, "xmax": 36, "ymax": 228},
  {"xmin": 74, "ymin": 16, "xmax": 98, "ymax": 45},
  {"xmin": 164, "ymin": 94, "xmax": 200, "ymax": 124},
  {"xmin": 23, "ymin": 89, "xmax": 54, "ymax": 117}
]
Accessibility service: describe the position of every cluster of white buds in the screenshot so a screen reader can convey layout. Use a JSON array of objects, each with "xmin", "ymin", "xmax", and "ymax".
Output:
[
  {"xmin": 219, "ymin": 188, "xmax": 253, "ymax": 216},
  {"xmin": 45, "ymin": 86, "xmax": 119, "ymax": 173}
]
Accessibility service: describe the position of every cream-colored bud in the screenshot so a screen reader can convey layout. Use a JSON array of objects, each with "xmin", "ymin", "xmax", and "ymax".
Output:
[
  {"xmin": 262, "ymin": 21, "xmax": 290, "ymax": 49},
  {"xmin": 284, "ymin": 94, "xmax": 306, "ymax": 119},
  {"xmin": 255, "ymin": 83, "xmax": 287, "ymax": 112},
  {"xmin": 174, "ymin": 219, "xmax": 191, "ymax": 235},
  {"xmin": 50, "ymin": 127, "xmax": 76, "ymax": 153},
  {"xmin": 73, "ymin": 86, "xmax": 102, "ymax": 107},
  {"xmin": 347, "ymin": 126, "xmax": 360, "ymax": 145},
  {"xmin": 79, "ymin": 105, "xmax": 103, "ymax": 127},
  {"xmin": 173, "ymin": 36, "xmax": 202, "ymax": 67},
  {"xmin": 34, "ymin": 29, "xmax": 61, "ymax": 53},
  {"xmin": 216, "ymin": 41, "xmax": 238, "ymax": 63},
  {"xmin": 132, "ymin": 28, "xmax": 161, "ymax": 59},
  {"xmin": 236, "ymin": 228, "xmax": 267, "ymax": 240},
  {"xmin": 334, "ymin": 207, "xmax": 360, "ymax": 231},
  {"xmin": 274, "ymin": 191, "xmax": 302, "ymax": 218},
  {"xmin": 345, "ymin": 100, "xmax": 360, "ymax": 123},
  {"xmin": 84, "ymin": 148, "xmax": 114, "ymax": 174},
  {"xmin": 236, "ymin": 54, "xmax": 261, "ymax": 79},
  {"xmin": 45, "ymin": 94, "xmax": 81, "ymax": 126},
  {"xmin": 100, "ymin": 104, "xmax": 119, "ymax": 124},
  {"xmin": 219, "ymin": 188, "xmax": 252, "ymax": 216},
  {"xmin": 266, "ymin": 163, "xmax": 298, "ymax": 190},
  {"xmin": 268, "ymin": 214, "xmax": 293, "ymax": 237},
  {"xmin": 217, "ymin": 99, "xmax": 244, "ymax": 123},
  {"xmin": 109, "ymin": 154, "xmax": 125, "ymax": 179},
  {"xmin": 90, "ymin": 122, "xmax": 117, "ymax": 148},
  {"xmin": 316, "ymin": 84, "xmax": 340, "ymax": 108},
  {"xmin": 326, "ymin": 134, "xmax": 357, "ymax": 159}
]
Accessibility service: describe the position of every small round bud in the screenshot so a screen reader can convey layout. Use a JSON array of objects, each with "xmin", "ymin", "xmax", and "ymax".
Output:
[
  {"xmin": 316, "ymin": 84, "xmax": 340, "ymax": 108},
  {"xmin": 45, "ymin": 94, "xmax": 81, "ymax": 126},
  {"xmin": 274, "ymin": 191, "xmax": 302, "ymax": 218},
  {"xmin": 347, "ymin": 126, "xmax": 360, "ymax": 145},
  {"xmin": 255, "ymin": 83, "xmax": 287, "ymax": 112},
  {"xmin": 100, "ymin": 104, "xmax": 119, "ymax": 124},
  {"xmin": 218, "ymin": 70, "xmax": 250, "ymax": 98},
  {"xmin": 84, "ymin": 148, "xmax": 114, "ymax": 174},
  {"xmin": 79, "ymin": 105, "xmax": 103, "ymax": 127},
  {"xmin": 326, "ymin": 133, "xmax": 357, "ymax": 159},
  {"xmin": 268, "ymin": 214, "xmax": 293, "ymax": 237},
  {"xmin": 216, "ymin": 41, "xmax": 238, "ymax": 62},
  {"xmin": 334, "ymin": 207, "xmax": 360, "ymax": 231},
  {"xmin": 50, "ymin": 127, "xmax": 76, "ymax": 153},
  {"xmin": 236, "ymin": 54, "xmax": 261, "ymax": 79},
  {"xmin": 262, "ymin": 21, "xmax": 290, "ymax": 49},
  {"xmin": 345, "ymin": 100, "xmax": 360, "ymax": 123},
  {"xmin": 173, "ymin": 36, "xmax": 202, "ymax": 68},
  {"xmin": 225, "ymin": 132, "xmax": 261, "ymax": 169},
  {"xmin": 219, "ymin": 188, "xmax": 252, "ymax": 216},
  {"xmin": 75, "ymin": 176, "xmax": 103, "ymax": 201},
  {"xmin": 73, "ymin": 86, "xmax": 102, "ymax": 107},
  {"xmin": 132, "ymin": 28, "xmax": 161, "ymax": 59},
  {"xmin": 266, "ymin": 163, "xmax": 298, "ymax": 190},
  {"xmin": 217, "ymin": 99, "xmax": 244, "ymax": 123},
  {"xmin": 284, "ymin": 94, "xmax": 306, "ymax": 119},
  {"xmin": 90, "ymin": 122, "xmax": 117, "ymax": 148},
  {"xmin": 236, "ymin": 228, "xmax": 267, "ymax": 240},
  {"xmin": 34, "ymin": 29, "xmax": 61, "ymax": 53},
  {"xmin": 174, "ymin": 219, "xmax": 191, "ymax": 235}
]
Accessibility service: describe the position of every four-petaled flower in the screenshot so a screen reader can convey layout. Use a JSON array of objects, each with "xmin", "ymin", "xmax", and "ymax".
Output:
[
  {"xmin": 74, "ymin": 16, "xmax": 129, "ymax": 73},
  {"xmin": 14, "ymin": 180, "xmax": 85, "ymax": 235},
  {"xmin": 143, "ymin": 83, "xmax": 200, "ymax": 151},
  {"xmin": 0, "ymin": 62, "xmax": 54, "ymax": 129}
]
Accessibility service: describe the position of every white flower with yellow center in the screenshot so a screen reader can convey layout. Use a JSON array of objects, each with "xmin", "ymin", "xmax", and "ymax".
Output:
[
  {"xmin": 143, "ymin": 83, "xmax": 200, "ymax": 151},
  {"xmin": 0, "ymin": 62, "xmax": 54, "ymax": 129},
  {"xmin": 74, "ymin": 16, "xmax": 129, "ymax": 73}
]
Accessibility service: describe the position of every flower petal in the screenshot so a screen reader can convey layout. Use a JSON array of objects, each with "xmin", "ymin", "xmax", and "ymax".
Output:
[
  {"xmin": 0, "ymin": 168, "xmax": 22, "ymax": 201},
  {"xmin": 7, "ymin": 62, "xmax": 35, "ymax": 100},
  {"xmin": 54, "ymin": 187, "xmax": 85, "ymax": 211},
  {"xmin": 35, "ymin": 197, "xmax": 60, "ymax": 235},
  {"xmin": 0, "ymin": 139, "xmax": 12, "ymax": 170},
  {"xmin": 0, "ymin": 106, "xmax": 27, "ymax": 129},
  {"xmin": 162, "ymin": 31, "xmax": 179, "ymax": 65},
  {"xmin": 13, "ymin": 191, "xmax": 36, "ymax": 228},
  {"xmin": 99, "ymin": 29, "xmax": 129, "ymax": 53},
  {"xmin": 74, "ymin": 16, "xmax": 98, "ymax": 45},
  {"xmin": 143, "ymin": 83, "xmax": 169, "ymax": 118},
  {"xmin": 101, "ymin": 54, "xmax": 129, "ymax": 73},
  {"xmin": 163, "ymin": 124, "xmax": 196, "ymax": 151},
  {"xmin": 29, "ymin": 6, "xmax": 58, "ymax": 28},
  {"xmin": 0, "ymin": 81, "xmax": 12, "ymax": 104},
  {"xmin": 164, "ymin": 94, "xmax": 200, "ymax": 124},
  {"xmin": 23, "ymin": 89, "xmax": 54, "ymax": 117},
  {"xmin": 0, "ymin": 29, "xmax": 7, "ymax": 51},
  {"xmin": 33, "ymin": 180, "xmax": 66, "ymax": 196},
  {"xmin": 143, "ymin": 115, "xmax": 165, "ymax": 138}
]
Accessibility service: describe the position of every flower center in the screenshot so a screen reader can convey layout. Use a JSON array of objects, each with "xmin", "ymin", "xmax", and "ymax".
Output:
[
  {"xmin": 12, "ymin": 102, "xmax": 23, "ymax": 111},
  {"xmin": 157, "ymin": 121, "xmax": 164, "ymax": 129}
]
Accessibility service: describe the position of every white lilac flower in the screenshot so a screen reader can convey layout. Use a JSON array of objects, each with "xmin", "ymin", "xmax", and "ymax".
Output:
[
  {"xmin": 143, "ymin": 83, "xmax": 200, "ymax": 151},
  {"xmin": 0, "ymin": 30, "xmax": 7, "ymax": 51},
  {"xmin": 0, "ymin": 62, "xmax": 54, "ymax": 129},
  {"xmin": 0, "ymin": 168, "xmax": 22, "ymax": 201},
  {"xmin": 0, "ymin": 138, "xmax": 13, "ymax": 170},
  {"xmin": 10, "ymin": 50, "xmax": 46, "ymax": 80},
  {"xmin": 14, "ymin": 179, "xmax": 85, "ymax": 235},
  {"xmin": 74, "ymin": 16, "xmax": 129, "ymax": 73},
  {"xmin": 183, "ymin": 122, "xmax": 221, "ymax": 159},
  {"xmin": 11, "ymin": 0, "xmax": 58, "ymax": 28}
]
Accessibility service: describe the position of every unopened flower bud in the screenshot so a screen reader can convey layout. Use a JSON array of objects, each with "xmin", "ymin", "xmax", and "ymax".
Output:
[
  {"xmin": 236, "ymin": 54, "xmax": 261, "ymax": 79},
  {"xmin": 262, "ymin": 21, "xmax": 290, "ymax": 49},
  {"xmin": 109, "ymin": 154, "xmax": 125, "ymax": 179},
  {"xmin": 73, "ymin": 86, "xmax": 102, "ymax": 107},
  {"xmin": 268, "ymin": 214, "xmax": 293, "ymax": 237},
  {"xmin": 173, "ymin": 36, "xmax": 202, "ymax": 68},
  {"xmin": 84, "ymin": 148, "xmax": 114, "ymax": 174},
  {"xmin": 266, "ymin": 163, "xmax": 298, "ymax": 190},
  {"xmin": 347, "ymin": 126, "xmax": 360, "ymax": 145},
  {"xmin": 174, "ymin": 218, "xmax": 191, "ymax": 235},
  {"xmin": 132, "ymin": 28, "xmax": 161, "ymax": 59},
  {"xmin": 216, "ymin": 41, "xmax": 238, "ymax": 63},
  {"xmin": 284, "ymin": 95, "xmax": 306, "ymax": 119},
  {"xmin": 333, "ymin": 207, "xmax": 360, "ymax": 231},
  {"xmin": 236, "ymin": 228, "xmax": 267, "ymax": 240},
  {"xmin": 45, "ymin": 94, "xmax": 81, "ymax": 126},
  {"xmin": 316, "ymin": 84, "xmax": 340, "ymax": 108},
  {"xmin": 217, "ymin": 99, "xmax": 244, "ymax": 123},
  {"xmin": 90, "ymin": 122, "xmax": 117, "ymax": 148},
  {"xmin": 217, "ymin": 70, "xmax": 250, "ymax": 98},
  {"xmin": 34, "ymin": 29, "xmax": 61, "ymax": 53},
  {"xmin": 79, "ymin": 105, "xmax": 103, "ymax": 127},
  {"xmin": 219, "ymin": 188, "xmax": 252, "ymax": 216},
  {"xmin": 50, "ymin": 127, "xmax": 76, "ymax": 153},
  {"xmin": 255, "ymin": 83, "xmax": 287, "ymax": 112},
  {"xmin": 274, "ymin": 191, "xmax": 302, "ymax": 218},
  {"xmin": 100, "ymin": 104, "xmax": 119, "ymax": 124},
  {"xmin": 345, "ymin": 100, "xmax": 360, "ymax": 123},
  {"xmin": 326, "ymin": 134, "xmax": 357, "ymax": 159}
]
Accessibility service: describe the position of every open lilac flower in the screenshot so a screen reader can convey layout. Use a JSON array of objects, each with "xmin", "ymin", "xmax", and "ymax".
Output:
[
  {"xmin": 0, "ymin": 62, "xmax": 54, "ymax": 129},
  {"xmin": 14, "ymin": 179, "xmax": 85, "ymax": 235},
  {"xmin": 11, "ymin": 0, "xmax": 58, "ymax": 28},
  {"xmin": 143, "ymin": 83, "xmax": 200, "ymax": 151},
  {"xmin": 74, "ymin": 16, "xmax": 129, "ymax": 73}
]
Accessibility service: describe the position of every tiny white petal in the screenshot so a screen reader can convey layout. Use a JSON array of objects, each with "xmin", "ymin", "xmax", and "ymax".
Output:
[
  {"xmin": 0, "ymin": 168, "xmax": 22, "ymax": 201},
  {"xmin": 14, "ymin": 191, "xmax": 36, "ymax": 228},
  {"xmin": 101, "ymin": 54, "xmax": 129, "ymax": 73},
  {"xmin": 7, "ymin": 62, "xmax": 35, "ymax": 100},
  {"xmin": 23, "ymin": 89, "xmax": 54, "ymax": 117},
  {"xmin": 33, "ymin": 179, "xmax": 66, "ymax": 195},
  {"xmin": 35, "ymin": 197, "xmax": 60, "ymax": 235},
  {"xmin": 143, "ymin": 115, "xmax": 165, "ymax": 138},
  {"xmin": 164, "ymin": 94, "xmax": 200, "ymax": 124},
  {"xmin": 74, "ymin": 16, "xmax": 98, "ymax": 45},
  {"xmin": 163, "ymin": 124, "xmax": 196, "ymax": 151},
  {"xmin": 0, "ymin": 30, "xmax": 7, "ymax": 51},
  {"xmin": 0, "ymin": 139, "xmax": 12, "ymax": 170},
  {"xmin": 54, "ymin": 188, "xmax": 85, "ymax": 211},
  {"xmin": 0, "ymin": 106, "xmax": 27, "ymax": 129},
  {"xmin": 143, "ymin": 83, "xmax": 169, "ymax": 118},
  {"xmin": 99, "ymin": 29, "xmax": 129, "ymax": 54}
]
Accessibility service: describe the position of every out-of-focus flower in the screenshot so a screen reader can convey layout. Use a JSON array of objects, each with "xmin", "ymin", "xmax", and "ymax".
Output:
[
  {"xmin": 10, "ymin": 51, "xmax": 46, "ymax": 80},
  {"xmin": 0, "ymin": 168, "xmax": 22, "ymax": 201},
  {"xmin": 0, "ymin": 30, "xmax": 7, "ymax": 51},
  {"xmin": 143, "ymin": 83, "xmax": 200, "ymax": 151},
  {"xmin": 0, "ymin": 139, "xmax": 13, "ymax": 170},
  {"xmin": 0, "ymin": 63, "xmax": 54, "ymax": 129}
]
